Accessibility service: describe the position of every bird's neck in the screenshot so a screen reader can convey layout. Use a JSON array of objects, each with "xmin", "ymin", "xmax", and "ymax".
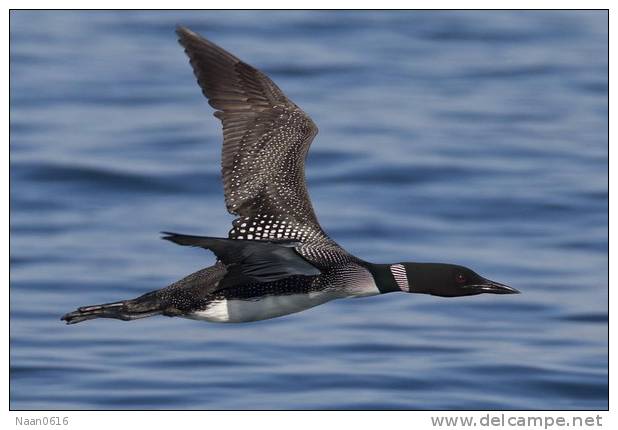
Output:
[{"xmin": 365, "ymin": 263, "xmax": 407, "ymax": 294}]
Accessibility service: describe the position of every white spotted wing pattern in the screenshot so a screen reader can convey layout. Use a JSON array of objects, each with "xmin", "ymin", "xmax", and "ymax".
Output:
[{"xmin": 177, "ymin": 27, "xmax": 354, "ymax": 267}]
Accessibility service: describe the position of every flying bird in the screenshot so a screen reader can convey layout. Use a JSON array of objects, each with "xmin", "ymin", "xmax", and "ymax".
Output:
[{"xmin": 61, "ymin": 27, "xmax": 518, "ymax": 325}]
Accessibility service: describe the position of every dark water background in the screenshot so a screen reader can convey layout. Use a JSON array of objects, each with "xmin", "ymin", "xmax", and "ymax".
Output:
[{"xmin": 10, "ymin": 11, "xmax": 608, "ymax": 410}]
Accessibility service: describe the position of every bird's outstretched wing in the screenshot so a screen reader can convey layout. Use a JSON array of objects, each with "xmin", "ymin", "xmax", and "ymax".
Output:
[{"xmin": 177, "ymin": 27, "xmax": 329, "ymax": 245}]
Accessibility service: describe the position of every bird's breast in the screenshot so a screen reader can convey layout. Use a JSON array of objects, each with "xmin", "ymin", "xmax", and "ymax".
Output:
[{"xmin": 185, "ymin": 291, "xmax": 339, "ymax": 323}]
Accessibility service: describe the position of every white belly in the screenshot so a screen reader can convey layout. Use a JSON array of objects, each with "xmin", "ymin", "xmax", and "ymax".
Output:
[
  {"xmin": 186, "ymin": 285, "xmax": 379, "ymax": 323},
  {"xmin": 185, "ymin": 291, "xmax": 336, "ymax": 323}
]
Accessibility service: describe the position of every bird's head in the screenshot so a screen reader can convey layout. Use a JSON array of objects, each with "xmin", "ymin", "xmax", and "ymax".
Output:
[{"xmin": 398, "ymin": 263, "xmax": 519, "ymax": 297}]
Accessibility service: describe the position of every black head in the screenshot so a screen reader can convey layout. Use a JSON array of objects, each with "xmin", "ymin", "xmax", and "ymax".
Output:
[{"xmin": 401, "ymin": 263, "xmax": 519, "ymax": 297}]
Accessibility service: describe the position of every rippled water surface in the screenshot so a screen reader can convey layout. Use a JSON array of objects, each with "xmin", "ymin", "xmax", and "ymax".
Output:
[{"xmin": 10, "ymin": 11, "xmax": 608, "ymax": 410}]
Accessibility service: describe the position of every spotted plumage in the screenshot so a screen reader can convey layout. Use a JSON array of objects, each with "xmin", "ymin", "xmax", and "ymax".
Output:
[{"xmin": 61, "ymin": 27, "xmax": 518, "ymax": 326}]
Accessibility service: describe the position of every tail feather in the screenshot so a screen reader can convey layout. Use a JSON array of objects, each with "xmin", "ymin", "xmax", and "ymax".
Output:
[{"xmin": 61, "ymin": 294, "xmax": 163, "ymax": 325}]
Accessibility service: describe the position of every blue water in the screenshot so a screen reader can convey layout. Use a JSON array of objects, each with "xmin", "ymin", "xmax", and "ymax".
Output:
[{"xmin": 10, "ymin": 11, "xmax": 608, "ymax": 410}]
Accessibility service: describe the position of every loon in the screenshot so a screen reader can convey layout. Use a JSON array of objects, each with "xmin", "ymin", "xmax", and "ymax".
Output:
[{"xmin": 61, "ymin": 27, "xmax": 519, "ymax": 325}]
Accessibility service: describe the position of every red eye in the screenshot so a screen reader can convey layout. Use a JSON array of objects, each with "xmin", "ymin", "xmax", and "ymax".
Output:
[{"xmin": 455, "ymin": 274, "xmax": 466, "ymax": 284}]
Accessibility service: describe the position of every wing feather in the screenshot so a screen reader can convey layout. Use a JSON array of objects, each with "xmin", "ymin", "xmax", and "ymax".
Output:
[{"xmin": 176, "ymin": 27, "xmax": 327, "ymax": 243}]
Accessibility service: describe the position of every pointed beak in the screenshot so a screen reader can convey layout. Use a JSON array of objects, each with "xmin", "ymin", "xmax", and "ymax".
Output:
[{"xmin": 475, "ymin": 279, "xmax": 520, "ymax": 294}]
